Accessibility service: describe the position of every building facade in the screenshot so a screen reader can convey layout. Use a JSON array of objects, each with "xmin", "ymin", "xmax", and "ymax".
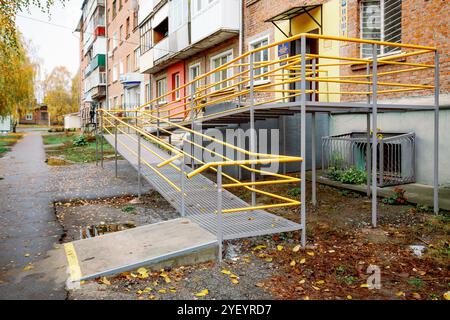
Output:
[
  {"xmin": 106, "ymin": 0, "xmax": 149, "ymax": 112},
  {"xmin": 76, "ymin": 0, "xmax": 107, "ymax": 127},
  {"xmin": 76, "ymin": 0, "xmax": 449, "ymax": 186}
]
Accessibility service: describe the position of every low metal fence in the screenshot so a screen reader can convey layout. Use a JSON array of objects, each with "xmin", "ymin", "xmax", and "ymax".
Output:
[{"xmin": 322, "ymin": 132, "xmax": 415, "ymax": 187}]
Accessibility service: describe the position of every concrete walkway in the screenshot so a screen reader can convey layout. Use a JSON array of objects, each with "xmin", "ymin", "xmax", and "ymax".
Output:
[
  {"xmin": 307, "ymin": 171, "xmax": 450, "ymax": 211},
  {"xmin": 0, "ymin": 130, "xmax": 152, "ymax": 299},
  {"xmin": 0, "ymin": 131, "xmax": 65, "ymax": 299}
]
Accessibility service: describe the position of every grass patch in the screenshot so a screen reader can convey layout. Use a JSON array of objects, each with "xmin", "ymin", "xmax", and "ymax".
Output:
[
  {"xmin": 42, "ymin": 133, "xmax": 75, "ymax": 145},
  {"xmin": 408, "ymin": 278, "xmax": 425, "ymax": 288},
  {"xmin": 121, "ymin": 205, "xmax": 136, "ymax": 213},
  {"xmin": 45, "ymin": 133, "xmax": 114, "ymax": 164},
  {"xmin": 0, "ymin": 133, "xmax": 23, "ymax": 157}
]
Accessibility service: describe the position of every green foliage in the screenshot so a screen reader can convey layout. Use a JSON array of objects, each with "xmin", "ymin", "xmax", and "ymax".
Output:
[
  {"xmin": 383, "ymin": 187, "xmax": 408, "ymax": 205},
  {"xmin": 122, "ymin": 205, "xmax": 136, "ymax": 213},
  {"xmin": 327, "ymin": 167, "xmax": 367, "ymax": 185},
  {"xmin": 72, "ymin": 135, "xmax": 88, "ymax": 147},
  {"xmin": 287, "ymin": 187, "xmax": 301, "ymax": 197},
  {"xmin": 42, "ymin": 133, "xmax": 74, "ymax": 145},
  {"xmin": 408, "ymin": 278, "xmax": 424, "ymax": 288}
]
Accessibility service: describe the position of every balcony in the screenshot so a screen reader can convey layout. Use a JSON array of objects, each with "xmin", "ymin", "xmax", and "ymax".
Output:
[
  {"xmin": 120, "ymin": 73, "xmax": 144, "ymax": 88},
  {"xmin": 191, "ymin": 0, "xmax": 239, "ymax": 44},
  {"xmin": 85, "ymin": 54, "xmax": 106, "ymax": 77},
  {"xmin": 154, "ymin": 37, "xmax": 169, "ymax": 62},
  {"xmin": 84, "ymin": 69, "xmax": 106, "ymax": 100},
  {"xmin": 142, "ymin": 0, "xmax": 239, "ymax": 74}
]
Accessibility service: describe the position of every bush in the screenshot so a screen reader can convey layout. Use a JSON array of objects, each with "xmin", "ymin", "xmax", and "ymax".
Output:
[
  {"xmin": 327, "ymin": 167, "xmax": 367, "ymax": 185},
  {"xmin": 287, "ymin": 187, "xmax": 301, "ymax": 197},
  {"xmin": 73, "ymin": 135, "xmax": 88, "ymax": 147},
  {"xmin": 382, "ymin": 187, "xmax": 408, "ymax": 205}
]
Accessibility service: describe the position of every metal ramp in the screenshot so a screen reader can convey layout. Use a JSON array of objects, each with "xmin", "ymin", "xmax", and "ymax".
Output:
[{"xmin": 104, "ymin": 133, "xmax": 302, "ymax": 240}]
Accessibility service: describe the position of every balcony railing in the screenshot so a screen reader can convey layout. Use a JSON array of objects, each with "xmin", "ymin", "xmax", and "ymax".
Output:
[{"xmin": 153, "ymin": 37, "xmax": 169, "ymax": 61}]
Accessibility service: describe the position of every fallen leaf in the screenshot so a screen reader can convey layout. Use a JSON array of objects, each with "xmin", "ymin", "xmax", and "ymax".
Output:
[
  {"xmin": 253, "ymin": 245, "xmax": 266, "ymax": 251},
  {"xmin": 158, "ymin": 289, "xmax": 167, "ymax": 294},
  {"xmin": 299, "ymin": 279, "xmax": 306, "ymax": 284},
  {"xmin": 290, "ymin": 260, "xmax": 296, "ymax": 267},
  {"xmin": 229, "ymin": 274, "xmax": 238, "ymax": 279},
  {"xmin": 231, "ymin": 279, "xmax": 239, "ymax": 284},
  {"xmin": 300, "ymin": 258, "xmax": 306, "ymax": 264},
  {"xmin": 100, "ymin": 277, "xmax": 111, "ymax": 286},
  {"xmin": 360, "ymin": 283, "xmax": 369, "ymax": 288},
  {"xmin": 443, "ymin": 291, "xmax": 450, "ymax": 300},
  {"xmin": 265, "ymin": 257, "xmax": 273, "ymax": 262},
  {"xmin": 255, "ymin": 282, "xmax": 264, "ymax": 287},
  {"xmin": 24, "ymin": 253, "xmax": 30, "ymax": 257},
  {"xmin": 347, "ymin": 295, "xmax": 353, "ymax": 300},
  {"xmin": 293, "ymin": 245, "xmax": 301, "ymax": 253},
  {"xmin": 412, "ymin": 292, "xmax": 421, "ymax": 299},
  {"xmin": 221, "ymin": 269, "xmax": 231, "ymax": 275},
  {"xmin": 396, "ymin": 291, "xmax": 405, "ymax": 297},
  {"xmin": 148, "ymin": 295, "xmax": 156, "ymax": 300},
  {"xmin": 316, "ymin": 280, "xmax": 325, "ymax": 285},
  {"xmin": 307, "ymin": 252, "xmax": 315, "ymax": 256},
  {"xmin": 23, "ymin": 264, "xmax": 34, "ymax": 271},
  {"xmin": 195, "ymin": 289, "xmax": 209, "ymax": 297},
  {"xmin": 277, "ymin": 245, "xmax": 284, "ymax": 251}
]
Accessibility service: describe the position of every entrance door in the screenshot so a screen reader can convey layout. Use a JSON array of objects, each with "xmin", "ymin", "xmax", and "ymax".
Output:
[{"xmin": 289, "ymin": 29, "xmax": 319, "ymax": 102}]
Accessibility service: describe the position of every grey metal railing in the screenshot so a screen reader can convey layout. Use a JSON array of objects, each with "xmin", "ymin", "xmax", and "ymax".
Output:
[{"xmin": 322, "ymin": 132, "xmax": 416, "ymax": 187}]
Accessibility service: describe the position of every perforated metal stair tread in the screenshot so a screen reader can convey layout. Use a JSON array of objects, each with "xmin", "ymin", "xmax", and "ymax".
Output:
[{"xmin": 104, "ymin": 133, "xmax": 302, "ymax": 240}]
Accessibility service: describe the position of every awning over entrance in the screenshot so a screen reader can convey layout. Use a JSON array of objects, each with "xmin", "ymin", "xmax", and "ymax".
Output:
[{"xmin": 265, "ymin": 4, "xmax": 322, "ymax": 38}]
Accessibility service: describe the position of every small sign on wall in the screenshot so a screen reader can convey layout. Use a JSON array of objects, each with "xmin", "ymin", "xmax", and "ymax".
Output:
[
  {"xmin": 278, "ymin": 42, "xmax": 290, "ymax": 65},
  {"xmin": 340, "ymin": 0, "xmax": 348, "ymax": 37}
]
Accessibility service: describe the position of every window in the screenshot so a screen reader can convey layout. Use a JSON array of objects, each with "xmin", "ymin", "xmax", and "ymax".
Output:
[
  {"xmin": 114, "ymin": 96, "xmax": 119, "ymax": 108},
  {"xmin": 113, "ymin": 32, "xmax": 118, "ymax": 49},
  {"xmin": 189, "ymin": 63, "xmax": 201, "ymax": 95},
  {"xmin": 119, "ymin": 0, "xmax": 123, "ymax": 11},
  {"xmin": 112, "ymin": 0, "xmax": 117, "ymax": 18},
  {"xmin": 26, "ymin": 113, "xmax": 33, "ymax": 121},
  {"xmin": 134, "ymin": 48, "xmax": 140, "ymax": 70},
  {"xmin": 126, "ymin": 54, "xmax": 131, "ymax": 73},
  {"xmin": 119, "ymin": 61, "xmax": 124, "ymax": 75},
  {"xmin": 192, "ymin": 0, "xmax": 218, "ymax": 15},
  {"xmin": 249, "ymin": 37, "xmax": 269, "ymax": 81},
  {"xmin": 119, "ymin": 25, "xmax": 123, "ymax": 44},
  {"xmin": 156, "ymin": 78, "xmax": 167, "ymax": 104},
  {"xmin": 360, "ymin": 0, "xmax": 402, "ymax": 58},
  {"xmin": 145, "ymin": 83, "xmax": 151, "ymax": 103},
  {"xmin": 126, "ymin": 17, "xmax": 130, "ymax": 39},
  {"xmin": 173, "ymin": 73, "xmax": 181, "ymax": 100},
  {"xmin": 170, "ymin": 0, "xmax": 184, "ymax": 30},
  {"xmin": 140, "ymin": 19, "xmax": 152, "ymax": 54},
  {"xmin": 113, "ymin": 64, "xmax": 118, "ymax": 82},
  {"xmin": 133, "ymin": 10, "xmax": 138, "ymax": 29},
  {"xmin": 153, "ymin": 18, "xmax": 168, "ymax": 45},
  {"xmin": 211, "ymin": 50, "xmax": 233, "ymax": 91}
]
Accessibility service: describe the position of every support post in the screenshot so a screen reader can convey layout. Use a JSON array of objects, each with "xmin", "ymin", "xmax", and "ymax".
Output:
[
  {"xmin": 190, "ymin": 83, "xmax": 195, "ymax": 168},
  {"xmin": 434, "ymin": 51, "xmax": 440, "ymax": 214},
  {"xmin": 217, "ymin": 165, "xmax": 223, "ymax": 264},
  {"xmin": 114, "ymin": 120, "xmax": 118, "ymax": 178},
  {"xmin": 282, "ymin": 116, "xmax": 287, "ymax": 174},
  {"xmin": 138, "ymin": 133, "xmax": 142, "ymax": 199},
  {"xmin": 366, "ymin": 63, "xmax": 372, "ymax": 197},
  {"xmin": 157, "ymin": 105, "xmax": 160, "ymax": 139},
  {"xmin": 180, "ymin": 160, "xmax": 186, "ymax": 217},
  {"xmin": 371, "ymin": 44, "xmax": 378, "ymax": 228},
  {"xmin": 249, "ymin": 52, "xmax": 256, "ymax": 207},
  {"xmin": 100, "ymin": 110, "xmax": 104, "ymax": 168},
  {"xmin": 366, "ymin": 113, "xmax": 371, "ymax": 197},
  {"xmin": 95, "ymin": 112, "xmax": 99, "ymax": 166},
  {"xmin": 300, "ymin": 35, "xmax": 307, "ymax": 247},
  {"xmin": 311, "ymin": 58, "xmax": 317, "ymax": 206}
]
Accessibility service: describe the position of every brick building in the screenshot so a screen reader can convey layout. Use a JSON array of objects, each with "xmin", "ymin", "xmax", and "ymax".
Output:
[
  {"xmin": 106, "ymin": 0, "xmax": 149, "ymax": 112},
  {"xmin": 19, "ymin": 104, "xmax": 50, "ymax": 126}
]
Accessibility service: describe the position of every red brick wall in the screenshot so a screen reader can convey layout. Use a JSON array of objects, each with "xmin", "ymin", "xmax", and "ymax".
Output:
[{"xmin": 340, "ymin": 0, "xmax": 449, "ymax": 101}]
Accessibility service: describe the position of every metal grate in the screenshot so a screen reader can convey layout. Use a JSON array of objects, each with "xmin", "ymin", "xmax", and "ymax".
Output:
[{"xmin": 104, "ymin": 134, "xmax": 302, "ymax": 240}]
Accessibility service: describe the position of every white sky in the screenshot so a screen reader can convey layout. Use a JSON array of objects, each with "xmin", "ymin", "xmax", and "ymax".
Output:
[{"xmin": 16, "ymin": 0, "xmax": 82, "ymax": 78}]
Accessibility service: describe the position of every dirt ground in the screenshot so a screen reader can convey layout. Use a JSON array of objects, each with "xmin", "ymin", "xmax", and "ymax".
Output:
[{"xmin": 59, "ymin": 182, "xmax": 449, "ymax": 300}]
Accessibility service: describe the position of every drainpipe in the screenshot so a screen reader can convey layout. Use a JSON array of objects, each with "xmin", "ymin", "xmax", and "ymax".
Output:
[
  {"xmin": 104, "ymin": 3, "xmax": 109, "ymax": 112},
  {"xmin": 239, "ymin": 0, "xmax": 243, "ymax": 57}
]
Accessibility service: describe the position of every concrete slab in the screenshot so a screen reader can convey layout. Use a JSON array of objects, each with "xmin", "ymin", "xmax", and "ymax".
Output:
[
  {"xmin": 307, "ymin": 171, "xmax": 450, "ymax": 211},
  {"xmin": 66, "ymin": 218, "xmax": 218, "ymax": 281}
]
